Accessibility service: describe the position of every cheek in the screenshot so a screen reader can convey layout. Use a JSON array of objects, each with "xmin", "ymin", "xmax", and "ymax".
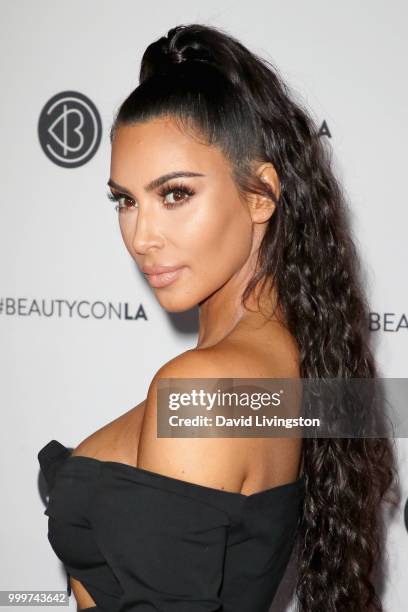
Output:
[{"xmin": 183, "ymin": 199, "xmax": 253, "ymax": 284}]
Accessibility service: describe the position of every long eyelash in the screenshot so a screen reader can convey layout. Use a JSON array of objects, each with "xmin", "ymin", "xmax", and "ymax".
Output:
[
  {"xmin": 106, "ymin": 191, "xmax": 135, "ymax": 212},
  {"xmin": 158, "ymin": 182, "xmax": 195, "ymax": 208},
  {"xmin": 106, "ymin": 182, "xmax": 195, "ymax": 212}
]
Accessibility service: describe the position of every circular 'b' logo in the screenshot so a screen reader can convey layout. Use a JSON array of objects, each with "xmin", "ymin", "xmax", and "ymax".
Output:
[{"xmin": 38, "ymin": 91, "xmax": 102, "ymax": 168}]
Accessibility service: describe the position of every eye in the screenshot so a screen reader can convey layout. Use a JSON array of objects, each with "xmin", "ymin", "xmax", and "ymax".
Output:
[
  {"xmin": 106, "ymin": 182, "xmax": 195, "ymax": 212},
  {"xmin": 106, "ymin": 190, "xmax": 136, "ymax": 212},
  {"xmin": 158, "ymin": 182, "xmax": 195, "ymax": 209}
]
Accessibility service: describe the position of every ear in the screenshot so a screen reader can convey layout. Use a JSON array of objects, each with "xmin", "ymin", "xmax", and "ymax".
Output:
[{"xmin": 247, "ymin": 162, "xmax": 281, "ymax": 223}]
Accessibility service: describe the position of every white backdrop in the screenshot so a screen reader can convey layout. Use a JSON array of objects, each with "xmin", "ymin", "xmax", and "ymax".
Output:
[{"xmin": 1, "ymin": 1, "xmax": 407, "ymax": 610}]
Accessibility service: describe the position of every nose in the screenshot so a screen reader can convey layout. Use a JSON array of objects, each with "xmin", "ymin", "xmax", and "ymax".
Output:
[{"xmin": 130, "ymin": 205, "xmax": 163, "ymax": 255}]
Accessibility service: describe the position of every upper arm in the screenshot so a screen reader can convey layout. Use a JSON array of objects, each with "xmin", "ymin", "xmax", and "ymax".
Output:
[{"xmin": 137, "ymin": 349, "xmax": 250, "ymax": 494}]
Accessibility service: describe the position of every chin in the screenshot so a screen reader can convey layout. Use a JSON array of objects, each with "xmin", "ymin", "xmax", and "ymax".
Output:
[{"xmin": 156, "ymin": 293, "xmax": 199, "ymax": 313}]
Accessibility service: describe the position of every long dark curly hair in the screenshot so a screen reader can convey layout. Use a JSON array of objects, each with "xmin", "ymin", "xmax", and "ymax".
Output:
[{"xmin": 109, "ymin": 23, "xmax": 399, "ymax": 611}]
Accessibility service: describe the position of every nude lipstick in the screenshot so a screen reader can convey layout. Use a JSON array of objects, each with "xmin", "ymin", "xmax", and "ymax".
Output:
[{"xmin": 142, "ymin": 264, "xmax": 186, "ymax": 288}]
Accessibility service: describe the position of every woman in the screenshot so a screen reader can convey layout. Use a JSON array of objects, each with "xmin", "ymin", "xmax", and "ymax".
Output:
[{"xmin": 38, "ymin": 23, "xmax": 396, "ymax": 611}]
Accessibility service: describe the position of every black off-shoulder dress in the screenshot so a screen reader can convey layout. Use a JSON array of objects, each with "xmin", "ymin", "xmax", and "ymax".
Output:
[{"xmin": 38, "ymin": 439, "xmax": 305, "ymax": 612}]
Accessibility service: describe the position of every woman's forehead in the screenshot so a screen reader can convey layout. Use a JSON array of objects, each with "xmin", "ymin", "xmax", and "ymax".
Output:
[{"xmin": 110, "ymin": 119, "xmax": 231, "ymax": 183}]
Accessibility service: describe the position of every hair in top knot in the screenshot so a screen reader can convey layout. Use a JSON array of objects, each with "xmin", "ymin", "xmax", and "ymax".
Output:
[{"xmin": 140, "ymin": 25, "xmax": 217, "ymax": 82}]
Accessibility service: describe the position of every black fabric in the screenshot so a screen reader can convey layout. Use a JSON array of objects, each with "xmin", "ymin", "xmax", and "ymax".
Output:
[{"xmin": 38, "ymin": 439, "xmax": 305, "ymax": 612}]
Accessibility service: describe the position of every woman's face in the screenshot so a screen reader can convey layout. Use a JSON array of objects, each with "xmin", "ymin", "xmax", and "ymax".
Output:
[{"xmin": 108, "ymin": 116, "xmax": 267, "ymax": 312}]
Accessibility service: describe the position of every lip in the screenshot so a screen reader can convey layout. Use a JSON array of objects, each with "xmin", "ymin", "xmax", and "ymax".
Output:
[
  {"xmin": 142, "ymin": 264, "xmax": 184, "ymax": 275},
  {"xmin": 143, "ymin": 265, "xmax": 186, "ymax": 288}
]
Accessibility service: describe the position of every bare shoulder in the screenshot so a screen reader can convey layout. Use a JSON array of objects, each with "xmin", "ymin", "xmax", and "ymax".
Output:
[
  {"xmin": 137, "ymin": 337, "xmax": 300, "ymax": 495},
  {"xmin": 137, "ymin": 347, "xmax": 254, "ymax": 494}
]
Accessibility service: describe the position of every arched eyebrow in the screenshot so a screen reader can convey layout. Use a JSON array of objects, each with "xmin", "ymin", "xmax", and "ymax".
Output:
[{"xmin": 107, "ymin": 171, "xmax": 206, "ymax": 197}]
